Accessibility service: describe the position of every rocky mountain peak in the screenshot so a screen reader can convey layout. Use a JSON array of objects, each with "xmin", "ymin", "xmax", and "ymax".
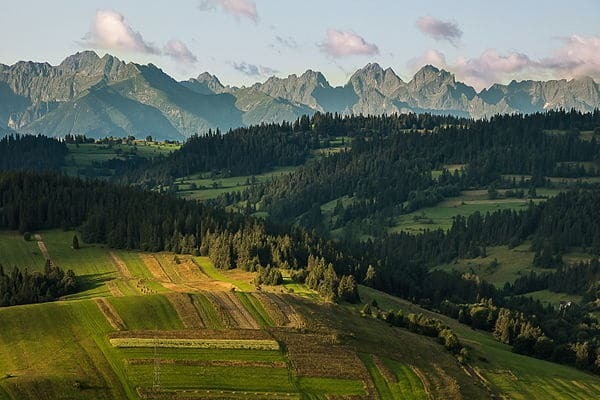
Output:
[
  {"xmin": 410, "ymin": 65, "xmax": 455, "ymax": 87},
  {"xmin": 350, "ymin": 63, "xmax": 405, "ymax": 97},
  {"xmin": 183, "ymin": 72, "xmax": 227, "ymax": 94},
  {"xmin": 299, "ymin": 69, "xmax": 329, "ymax": 87},
  {"xmin": 58, "ymin": 51, "xmax": 102, "ymax": 71}
]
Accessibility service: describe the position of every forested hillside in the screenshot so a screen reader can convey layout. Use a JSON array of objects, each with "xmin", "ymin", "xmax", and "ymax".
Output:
[
  {"xmin": 222, "ymin": 110, "xmax": 600, "ymax": 231},
  {"xmin": 1, "ymin": 168, "xmax": 600, "ymax": 372},
  {"xmin": 1, "ymin": 110, "xmax": 600, "ymax": 378},
  {"xmin": 0, "ymin": 134, "xmax": 67, "ymax": 170}
]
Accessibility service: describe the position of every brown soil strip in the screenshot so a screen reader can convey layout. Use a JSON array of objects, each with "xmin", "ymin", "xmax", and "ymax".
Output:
[
  {"xmin": 109, "ymin": 251, "xmax": 132, "ymax": 278},
  {"xmin": 176, "ymin": 257, "xmax": 206, "ymax": 282},
  {"xmin": 165, "ymin": 293, "xmax": 205, "ymax": 328},
  {"xmin": 203, "ymin": 292, "xmax": 237, "ymax": 328},
  {"xmin": 94, "ymin": 298, "xmax": 126, "ymax": 330},
  {"xmin": 155, "ymin": 254, "xmax": 185, "ymax": 283},
  {"xmin": 141, "ymin": 254, "xmax": 235, "ymax": 292},
  {"xmin": 208, "ymin": 291, "xmax": 260, "ymax": 329},
  {"xmin": 109, "ymin": 329, "xmax": 271, "ymax": 340},
  {"xmin": 137, "ymin": 388, "xmax": 300, "ymax": 400},
  {"xmin": 127, "ymin": 359, "xmax": 286, "ymax": 368},
  {"xmin": 270, "ymin": 294, "xmax": 305, "ymax": 328},
  {"xmin": 432, "ymin": 364, "xmax": 460, "ymax": 399},
  {"xmin": 106, "ymin": 280, "xmax": 124, "ymax": 297},
  {"xmin": 139, "ymin": 253, "xmax": 171, "ymax": 282},
  {"xmin": 271, "ymin": 330, "xmax": 369, "ymax": 381},
  {"xmin": 373, "ymin": 355, "xmax": 397, "ymax": 384},
  {"xmin": 464, "ymin": 365, "xmax": 496, "ymax": 398},
  {"xmin": 253, "ymin": 293, "xmax": 289, "ymax": 326},
  {"xmin": 411, "ymin": 366, "xmax": 434, "ymax": 400}
]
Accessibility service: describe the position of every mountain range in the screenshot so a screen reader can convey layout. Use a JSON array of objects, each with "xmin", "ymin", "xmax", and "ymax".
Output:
[{"xmin": 1, "ymin": 51, "xmax": 599, "ymax": 140}]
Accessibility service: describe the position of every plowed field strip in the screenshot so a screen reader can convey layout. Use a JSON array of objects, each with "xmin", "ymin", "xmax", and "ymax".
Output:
[
  {"xmin": 95, "ymin": 298, "xmax": 126, "ymax": 330},
  {"xmin": 109, "ymin": 251, "xmax": 132, "ymax": 278},
  {"xmin": 166, "ymin": 292, "xmax": 205, "ymax": 328},
  {"xmin": 139, "ymin": 254, "xmax": 171, "ymax": 282},
  {"xmin": 209, "ymin": 291, "xmax": 260, "ymax": 329}
]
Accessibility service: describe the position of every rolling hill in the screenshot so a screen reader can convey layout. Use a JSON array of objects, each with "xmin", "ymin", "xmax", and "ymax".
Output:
[{"xmin": 0, "ymin": 230, "xmax": 598, "ymax": 399}]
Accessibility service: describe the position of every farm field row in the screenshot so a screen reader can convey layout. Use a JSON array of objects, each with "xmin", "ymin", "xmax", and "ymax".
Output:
[
  {"xmin": 356, "ymin": 285, "xmax": 600, "ymax": 400},
  {"xmin": 1, "ymin": 229, "xmax": 599, "ymax": 399}
]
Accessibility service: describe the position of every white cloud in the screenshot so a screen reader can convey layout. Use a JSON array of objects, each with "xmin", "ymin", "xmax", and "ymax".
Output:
[
  {"xmin": 199, "ymin": 0, "xmax": 258, "ymax": 22},
  {"xmin": 542, "ymin": 35, "xmax": 600, "ymax": 80},
  {"xmin": 453, "ymin": 49, "xmax": 536, "ymax": 90},
  {"xmin": 231, "ymin": 61, "xmax": 277, "ymax": 77},
  {"xmin": 408, "ymin": 48, "xmax": 536, "ymax": 91},
  {"xmin": 163, "ymin": 39, "xmax": 197, "ymax": 64},
  {"xmin": 82, "ymin": 10, "xmax": 159, "ymax": 54},
  {"xmin": 407, "ymin": 49, "xmax": 447, "ymax": 71},
  {"xmin": 319, "ymin": 29, "xmax": 379, "ymax": 58},
  {"xmin": 416, "ymin": 16, "xmax": 462, "ymax": 46},
  {"xmin": 408, "ymin": 36, "xmax": 600, "ymax": 91}
]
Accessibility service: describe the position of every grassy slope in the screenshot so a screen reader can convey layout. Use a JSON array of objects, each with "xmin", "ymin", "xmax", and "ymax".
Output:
[
  {"xmin": 66, "ymin": 142, "xmax": 178, "ymax": 166},
  {"xmin": 434, "ymin": 242, "xmax": 537, "ymax": 288},
  {"xmin": 43, "ymin": 230, "xmax": 118, "ymax": 299},
  {"xmin": 526, "ymin": 290, "xmax": 583, "ymax": 307},
  {"xmin": 0, "ymin": 300, "xmax": 132, "ymax": 400},
  {"xmin": 108, "ymin": 295, "xmax": 184, "ymax": 331},
  {"xmin": 1, "ymin": 229, "xmax": 599, "ymax": 399},
  {"xmin": 0, "ymin": 232, "xmax": 46, "ymax": 271},
  {"xmin": 63, "ymin": 141, "xmax": 179, "ymax": 176},
  {"xmin": 177, "ymin": 166, "xmax": 299, "ymax": 201},
  {"xmin": 358, "ymin": 285, "xmax": 600, "ymax": 400},
  {"xmin": 194, "ymin": 256, "xmax": 253, "ymax": 291},
  {"xmin": 390, "ymin": 189, "xmax": 561, "ymax": 234}
]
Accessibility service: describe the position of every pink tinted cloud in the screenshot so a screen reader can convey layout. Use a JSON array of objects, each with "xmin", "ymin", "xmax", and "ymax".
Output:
[
  {"xmin": 320, "ymin": 29, "xmax": 379, "ymax": 58},
  {"xmin": 542, "ymin": 35, "xmax": 600, "ymax": 79},
  {"xmin": 82, "ymin": 10, "xmax": 159, "ymax": 54},
  {"xmin": 163, "ymin": 39, "xmax": 197, "ymax": 64},
  {"xmin": 199, "ymin": 0, "xmax": 258, "ymax": 22},
  {"xmin": 409, "ymin": 36, "xmax": 600, "ymax": 91},
  {"xmin": 416, "ymin": 16, "xmax": 462, "ymax": 46},
  {"xmin": 453, "ymin": 49, "xmax": 535, "ymax": 90},
  {"xmin": 407, "ymin": 49, "xmax": 447, "ymax": 71}
]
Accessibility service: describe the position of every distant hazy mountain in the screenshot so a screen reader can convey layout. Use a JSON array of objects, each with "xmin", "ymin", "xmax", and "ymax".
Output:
[{"xmin": 1, "ymin": 51, "xmax": 598, "ymax": 139}]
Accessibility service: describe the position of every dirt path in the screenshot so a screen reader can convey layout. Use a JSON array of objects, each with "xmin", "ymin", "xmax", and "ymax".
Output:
[
  {"xmin": 207, "ymin": 292, "xmax": 260, "ymax": 329},
  {"xmin": 94, "ymin": 298, "xmax": 126, "ymax": 330},
  {"xmin": 34, "ymin": 234, "xmax": 51, "ymax": 261},
  {"xmin": 166, "ymin": 293, "xmax": 205, "ymax": 329},
  {"xmin": 109, "ymin": 252, "xmax": 132, "ymax": 279}
]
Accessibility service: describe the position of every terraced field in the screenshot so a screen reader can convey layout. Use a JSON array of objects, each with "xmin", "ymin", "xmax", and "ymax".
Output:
[
  {"xmin": 357, "ymin": 285, "xmax": 600, "ymax": 400},
  {"xmin": 1, "ymin": 229, "xmax": 599, "ymax": 399}
]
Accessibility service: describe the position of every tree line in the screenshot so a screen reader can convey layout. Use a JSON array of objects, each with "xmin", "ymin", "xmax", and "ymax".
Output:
[
  {"xmin": 0, "ymin": 134, "xmax": 67, "ymax": 171},
  {"xmin": 0, "ymin": 261, "xmax": 77, "ymax": 307}
]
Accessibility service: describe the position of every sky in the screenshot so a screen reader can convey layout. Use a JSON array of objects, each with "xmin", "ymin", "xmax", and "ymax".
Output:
[{"xmin": 1, "ymin": 0, "xmax": 599, "ymax": 91}]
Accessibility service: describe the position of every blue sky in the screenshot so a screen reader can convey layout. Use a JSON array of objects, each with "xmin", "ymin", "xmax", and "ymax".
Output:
[{"xmin": 1, "ymin": 0, "xmax": 599, "ymax": 90}]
